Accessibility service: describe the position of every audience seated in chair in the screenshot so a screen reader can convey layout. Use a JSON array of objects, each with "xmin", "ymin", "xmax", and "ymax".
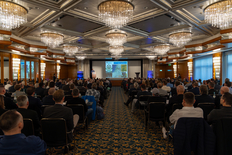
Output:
[
  {"xmin": 27, "ymin": 87, "xmax": 42, "ymax": 119},
  {"xmin": 43, "ymin": 89, "xmax": 79, "ymax": 144},
  {"xmin": 166, "ymin": 79, "xmax": 173, "ymax": 88},
  {"xmin": 131, "ymin": 84, "xmax": 152, "ymax": 113},
  {"xmin": 188, "ymin": 82, "xmax": 200, "ymax": 95},
  {"xmin": 35, "ymin": 82, "xmax": 45, "ymax": 98},
  {"xmin": 67, "ymin": 88, "xmax": 93, "ymax": 120},
  {"xmin": 208, "ymin": 92, "xmax": 232, "ymax": 124},
  {"xmin": 124, "ymin": 82, "xmax": 140, "ymax": 106},
  {"xmin": 157, "ymin": 82, "xmax": 168, "ymax": 96},
  {"xmin": 170, "ymin": 81, "xmax": 181, "ymax": 97},
  {"xmin": 43, "ymin": 81, "xmax": 56, "ymax": 97},
  {"xmin": 0, "ymin": 110, "xmax": 47, "ymax": 154},
  {"xmin": 194, "ymin": 85, "xmax": 214, "ymax": 107},
  {"xmin": 161, "ymin": 80, "xmax": 171, "ymax": 92},
  {"xmin": 224, "ymin": 81, "xmax": 232, "ymax": 94},
  {"xmin": 208, "ymin": 82, "xmax": 217, "ymax": 95},
  {"xmin": 16, "ymin": 95, "xmax": 40, "ymax": 136},
  {"xmin": 11, "ymin": 84, "xmax": 26, "ymax": 98},
  {"xmin": 65, "ymin": 84, "xmax": 75, "ymax": 96},
  {"xmin": 162, "ymin": 92, "xmax": 203, "ymax": 138},
  {"xmin": 167, "ymin": 85, "xmax": 185, "ymax": 119},
  {"xmin": 214, "ymin": 86, "xmax": 230, "ymax": 109},
  {"xmin": 42, "ymin": 88, "xmax": 56, "ymax": 105},
  {"xmin": 85, "ymin": 83, "xmax": 100, "ymax": 102},
  {"xmin": 0, "ymin": 85, "xmax": 17, "ymax": 110},
  {"xmin": 4, "ymin": 81, "xmax": 12, "ymax": 91},
  {"xmin": 8, "ymin": 81, "xmax": 16, "ymax": 93}
]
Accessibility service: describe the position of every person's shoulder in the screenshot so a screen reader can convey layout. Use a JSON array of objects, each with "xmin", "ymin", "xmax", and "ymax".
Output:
[
  {"xmin": 26, "ymin": 135, "xmax": 44, "ymax": 144},
  {"xmin": 194, "ymin": 107, "xmax": 204, "ymax": 112}
]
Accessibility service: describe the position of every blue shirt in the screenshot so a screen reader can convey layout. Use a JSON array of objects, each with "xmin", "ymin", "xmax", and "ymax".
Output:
[
  {"xmin": 0, "ymin": 133, "xmax": 47, "ymax": 155},
  {"xmin": 167, "ymin": 83, "xmax": 174, "ymax": 88}
]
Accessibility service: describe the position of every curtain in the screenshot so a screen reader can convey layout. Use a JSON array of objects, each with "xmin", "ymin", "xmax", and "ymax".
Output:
[
  {"xmin": 223, "ymin": 51, "xmax": 232, "ymax": 82},
  {"xmin": 143, "ymin": 59, "xmax": 149, "ymax": 78},
  {"xmin": 194, "ymin": 55, "xmax": 212, "ymax": 81},
  {"xmin": 83, "ymin": 59, "xmax": 90, "ymax": 79}
]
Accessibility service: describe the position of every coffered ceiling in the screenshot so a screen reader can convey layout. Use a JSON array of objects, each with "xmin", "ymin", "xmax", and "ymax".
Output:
[{"xmin": 10, "ymin": 0, "xmax": 221, "ymax": 59}]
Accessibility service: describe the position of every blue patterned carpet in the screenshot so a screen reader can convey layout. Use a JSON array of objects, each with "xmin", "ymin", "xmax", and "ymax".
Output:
[{"xmin": 52, "ymin": 87, "xmax": 172, "ymax": 155}]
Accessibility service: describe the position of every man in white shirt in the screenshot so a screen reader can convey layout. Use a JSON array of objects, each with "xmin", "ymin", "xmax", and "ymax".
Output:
[
  {"xmin": 162, "ymin": 92, "xmax": 203, "ymax": 138},
  {"xmin": 161, "ymin": 80, "xmax": 171, "ymax": 92},
  {"xmin": 5, "ymin": 81, "xmax": 12, "ymax": 91}
]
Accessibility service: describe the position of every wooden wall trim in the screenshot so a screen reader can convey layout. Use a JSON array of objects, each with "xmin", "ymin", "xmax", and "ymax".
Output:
[
  {"xmin": 220, "ymin": 28, "xmax": 232, "ymax": 34},
  {"xmin": 0, "ymin": 30, "xmax": 11, "ymax": 35},
  {"xmin": 220, "ymin": 39, "xmax": 232, "ymax": 44},
  {"xmin": 8, "ymin": 46, "xmax": 30, "ymax": 54},
  {"xmin": 0, "ymin": 40, "xmax": 12, "ymax": 45},
  {"xmin": 185, "ymin": 43, "xmax": 203, "ymax": 48},
  {"xmin": 202, "ymin": 36, "xmax": 222, "ymax": 46},
  {"xmin": 10, "ymin": 38, "xmax": 30, "ymax": 46}
]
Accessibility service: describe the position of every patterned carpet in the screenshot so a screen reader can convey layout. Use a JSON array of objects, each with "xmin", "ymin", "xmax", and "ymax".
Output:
[{"xmin": 52, "ymin": 87, "xmax": 172, "ymax": 155}]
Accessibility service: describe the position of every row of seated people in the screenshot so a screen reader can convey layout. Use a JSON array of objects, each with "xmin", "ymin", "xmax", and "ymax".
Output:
[{"xmin": 0, "ymin": 87, "xmax": 100, "ymax": 154}]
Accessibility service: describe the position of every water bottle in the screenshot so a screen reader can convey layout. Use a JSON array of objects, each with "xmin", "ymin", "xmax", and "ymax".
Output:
[
  {"xmin": 170, "ymin": 92, "xmax": 172, "ymax": 98},
  {"xmin": 35, "ymin": 93, "xmax": 37, "ymax": 98},
  {"xmin": 213, "ymin": 92, "xmax": 216, "ymax": 99}
]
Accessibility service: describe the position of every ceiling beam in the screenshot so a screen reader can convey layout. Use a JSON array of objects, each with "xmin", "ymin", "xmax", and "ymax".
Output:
[{"xmin": 43, "ymin": 25, "xmax": 83, "ymax": 37}]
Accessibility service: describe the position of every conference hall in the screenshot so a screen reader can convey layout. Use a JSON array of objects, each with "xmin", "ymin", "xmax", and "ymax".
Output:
[{"xmin": 0, "ymin": 0, "xmax": 231, "ymax": 154}]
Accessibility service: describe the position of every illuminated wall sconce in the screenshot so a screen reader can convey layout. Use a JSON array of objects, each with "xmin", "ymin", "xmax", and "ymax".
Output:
[
  {"xmin": 57, "ymin": 65, "xmax": 60, "ymax": 79},
  {"xmin": 40, "ymin": 63, "xmax": 46, "ymax": 80},
  {"xmin": 213, "ymin": 57, "xmax": 220, "ymax": 79},
  {"xmin": 188, "ymin": 62, "xmax": 193, "ymax": 80},
  {"xmin": 12, "ymin": 58, "xmax": 20, "ymax": 80},
  {"xmin": 173, "ymin": 64, "xmax": 177, "ymax": 78}
]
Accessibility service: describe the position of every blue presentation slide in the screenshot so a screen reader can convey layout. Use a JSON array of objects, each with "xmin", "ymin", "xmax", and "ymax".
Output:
[{"xmin": 105, "ymin": 61, "xmax": 128, "ymax": 78}]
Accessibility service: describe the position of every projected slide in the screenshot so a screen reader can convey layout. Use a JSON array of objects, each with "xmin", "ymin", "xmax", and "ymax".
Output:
[{"xmin": 105, "ymin": 61, "xmax": 128, "ymax": 78}]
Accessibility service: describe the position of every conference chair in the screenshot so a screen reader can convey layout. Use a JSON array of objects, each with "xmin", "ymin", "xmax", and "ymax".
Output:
[
  {"xmin": 138, "ymin": 95, "xmax": 151, "ymax": 112},
  {"xmin": 148, "ymin": 96, "xmax": 166, "ymax": 104},
  {"xmin": 131, "ymin": 90, "xmax": 139, "ymax": 99},
  {"xmin": 64, "ymin": 95, "xmax": 73, "ymax": 102},
  {"xmin": 172, "ymin": 103, "xmax": 183, "ymax": 113},
  {"xmin": 79, "ymin": 90, "xmax": 86, "ymax": 96},
  {"xmin": 41, "ymin": 105, "xmax": 51, "ymax": 115},
  {"xmin": 198, "ymin": 102, "xmax": 215, "ymax": 120},
  {"xmin": 41, "ymin": 118, "xmax": 75, "ymax": 155},
  {"xmin": 66, "ymin": 104, "xmax": 88, "ymax": 130},
  {"xmin": 21, "ymin": 118, "xmax": 34, "ymax": 136},
  {"xmin": 144, "ymin": 102, "xmax": 166, "ymax": 130},
  {"xmin": 212, "ymin": 117, "xmax": 232, "ymax": 155}
]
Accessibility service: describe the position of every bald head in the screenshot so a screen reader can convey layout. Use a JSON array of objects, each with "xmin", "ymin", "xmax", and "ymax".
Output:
[
  {"xmin": 177, "ymin": 85, "xmax": 185, "ymax": 94},
  {"xmin": 48, "ymin": 88, "xmax": 55, "ymax": 95},
  {"xmin": 220, "ymin": 86, "xmax": 230, "ymax": 95}
]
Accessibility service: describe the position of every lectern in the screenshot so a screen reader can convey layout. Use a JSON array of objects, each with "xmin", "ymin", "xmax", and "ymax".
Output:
[{"xmin": 135, "ymin": 72, "xmax": 140, "ymax": 79}]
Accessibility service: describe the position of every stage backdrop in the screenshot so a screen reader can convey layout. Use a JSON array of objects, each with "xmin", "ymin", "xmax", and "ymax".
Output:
[{"xmin": 92, "ymin": 60, "xmax": 141, "ymax": 79}]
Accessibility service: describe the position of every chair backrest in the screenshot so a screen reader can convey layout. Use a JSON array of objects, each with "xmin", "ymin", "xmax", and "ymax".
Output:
[
  {"xmin": 174, "ymin": 117, "xmax": 215, "ymax": 155},
  {"xmin": 79, "ymin": 90, "xmax": 86, "ymax": 96},
  {"xmin": 41, "ymin": 118, "xmax": 67, "ymax": 147},
  {"xmin": 148, "ymin": 102, "xmax": 166, "ymax": 119},
  {"xmin": 21, "ymin": 118, "xmax": 34, "ymax": 136},
  {"xmin": 148, "ymin": 96, "xmax": 166, "ymax": 103},
  {"xmin": 131, "ymin": 90, "xmax": 139, "ymax": 97},
  {"xmin": 64, "ymin": 95, "xmax": 73, "ymax": 102},
  {"xmin": 41, "ymin": 105, "xmax": 51, "ymax": 114},
  {"xmin": 198, "ymin": 102, "xmax": 215, "ymax": 120},
  {"xmin": 172, "ymin": 103, "xmax": 183, "ymax": 112},
  {"xmin": 66, "ymin": 104, "xmax": 85, "ymax": 123},
  {"xmin": 139, "ymin": 95, "xmax": 151, "ymax": 102},
  {"xmin": 212, "ymin": 117, "xmax": 232, "ymax": 155}
]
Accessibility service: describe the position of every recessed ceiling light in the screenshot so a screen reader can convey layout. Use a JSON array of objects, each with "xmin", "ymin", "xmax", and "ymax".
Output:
[
  {"xmin": 35, "ymin": 7, "xmax": 40, "ymax": 9},
  {"xmin": 144, "ymin": 7, "xmax": 148, "ymax": 9},
  {"xmin": 84, "ymin": 7, "xmax": 88, "ymax": 9}
]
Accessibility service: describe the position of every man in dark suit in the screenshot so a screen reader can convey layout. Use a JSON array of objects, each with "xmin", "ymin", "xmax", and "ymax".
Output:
[
  {"xmin": 8, "ymin": 81, "xmax": 17, "ymax": 93},
  {"xmin": 43, "ymin": 89, "xmax": 78, "ymax": 149},
  {"xmin": 208, "ymin": 82, "xmax": 216, "ymax": 95},
  {"xmin": 16, "ymin": 95, "xmax": 40, "ymax": 135},
  {"xmin": 64, "ymin": 84, "xmax": 75, "ymax": 96},
  {"xmin": 167, "ymin": 85, "xmax": 185, "ymax": 117},
  {"xmin": 214, "ymin": 86, "xmax": 230, "ymax": 109},
  {"xmin": 62, "ymin": 80, "xmax": 71, "ymax": 92},
  {"xmin": 194, "ymin": 85, "xmax": 214, "ymax": 107},
  {"xmin": 171, "ymin": 81, "xmax": 181, "ymax": 97},
  {"xmin": 43, "ymin": 81, "xmax": 56, "ymax": 97},
  {"xmin": 188, "ymin": 82, "xmax": 200, "ymax": 95},
  {"xmin": 35, "ymin": 82, "xmax": 45, "ymax": 98},
  {"xmin": 26, "ymin": 87, "xmax": 42, "ymax": 119},
  {"xmin": 131, "ymin": 84, "xmax": 152, "ymax": 113},
  {"xmin": 42, "ymin": 88, "xmax": 55, "ymax": 105},
  {"xmin": 208, "ymin": 92, "xmax": 232, "ymax": 124},
  {"xmin": 0, "ymin": 85, "xmax": 17, "ymax": 109}
]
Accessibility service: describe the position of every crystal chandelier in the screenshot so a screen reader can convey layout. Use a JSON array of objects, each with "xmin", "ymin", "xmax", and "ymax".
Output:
[
  {"xmin": 76, "ymin": 56, "xmax": 86, "ymax": 60},
  {"xmin": 0, "ymin": 0, "xmax": 28, "ymax": 30},
  {"xmin": 63, "ymin": 44, "xmax": 80, "ymax": 56},
  {"xmin": 40, "ymin": 31, "xmax": 64, "ymax": 49},
  {"xmin": 109, "ymin": 46, "xmax": 124, "ymax": 55},
  {"xmin": 150, "ymin": 44, "xmax": 170, "ymax": 55},
  {"xmin": 106, "ymin": 29, "xmax": 127, "ymax": 46},
  {"xmin": 169, "ymin": 32, "xmax": 192, "ymax": 47},
  {"xmin": 146, "ymin": 56, "xmax": 156, "ymax": 60},
  {"xmin": 98, "ymin": 0, "xmax": 134, "ymax": 29},
  {"xmin": 204, "ymin": 0, "xmax": 232, "ymax": 29}
]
